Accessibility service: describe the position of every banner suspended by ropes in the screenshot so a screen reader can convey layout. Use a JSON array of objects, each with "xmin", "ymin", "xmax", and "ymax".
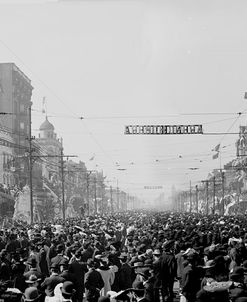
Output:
[
  {"xmin": 144, "ymin": 186, "xmax": 163, "ymax": 189},
  {"xmin": 124, "ymin": 124, "xmax": 203, "ymax": 135}
]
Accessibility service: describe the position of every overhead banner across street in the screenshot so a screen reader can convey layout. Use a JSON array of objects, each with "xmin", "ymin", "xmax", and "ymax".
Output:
[{"xmin": 124, "ymin": 124, "xmax": 203, "ymax": 135}]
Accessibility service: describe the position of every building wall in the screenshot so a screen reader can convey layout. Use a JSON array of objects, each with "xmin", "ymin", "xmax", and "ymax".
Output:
[
  {"xmin": 0, "ymin": 63, "xmax": 33, "ymax": 187},
  {"xmin": 0, "ymin": 130, "xmax": 14, "ymax": 185},
  {"xmin": 36, "ymin": 137, "xmax": 62, "ymax": 181},
  {"xmin": 0, "ymin": 63, "xmax": 33, "ymax": 140}
]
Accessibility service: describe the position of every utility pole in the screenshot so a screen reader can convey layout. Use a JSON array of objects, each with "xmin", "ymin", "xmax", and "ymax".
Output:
[
  {"xmin": 116, "ymin": 179, "xmax": 119, "ymax": 211},
  {"xmin": 28, "ymin": 106, "xmax": 35, "ymax": 224},
  {"xmin": 213, "ymin": 176, "xmax": 216, "ymax": 214},
  {"xmin": 189, "ymin": 180, "xmax": 192, "ymax": 213},
  {"xmin": 101, "ymin": 172, "xmax": 104, "ymax": 214},
  {"xmin": 94, "ymin": 176, "xmax": 97, "ymax": 214},
  {"xmin": 110, "ymin": 186, "xmax": 113, "ymax": 213},
  {"xmin": 86, "ymin": 170, "xmax": 94, "ymax": 216},
  {"xmin": 201, "ymin": 180, "xmax": 209, "ymax": 215},
  {"xmin": 195, "ymin": 185, "xmax": 199, "ymax": 213},
  {"xmin": 179, "ymin": 193, "xmax": 183, "ymax": 212},
  {"xmin": 86, "ymin": 173, "xmax": 90, "ymax": 216},
  {"xmin": 184, "ymin": 192, "xmax": 187, "ymax": 212},
  {"xmin": 60, "ymin": 139, "xmax": 65, "ymax": 220},
  {"xmin": 221, "ymin": 170, "xmax": 225, "ymax": 215}
]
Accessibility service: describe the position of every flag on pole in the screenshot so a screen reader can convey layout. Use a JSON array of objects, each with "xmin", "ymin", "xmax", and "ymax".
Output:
[
  {"xmin": 212, "ymin": 143, "xmax": 220, "ymax": 152},
  {"xmin": 212, "ymin": 152, "xmax": 219, "ymax": 160},
  {"xmin": 89, "ymin": 154, "xmax": 95, "ymax": 161},
  {"xmin": 212, "ymin": 143, "xmax": 220, "ymax": 159}
]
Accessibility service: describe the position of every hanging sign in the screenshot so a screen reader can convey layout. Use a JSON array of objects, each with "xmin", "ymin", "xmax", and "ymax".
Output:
[
  {"xmin": 144, "ymin": 186, "xmax": 163, "ymax": 189},
  {"xmin": 125, "ymin": 125, "xmax": 203, "ymax": 135}
]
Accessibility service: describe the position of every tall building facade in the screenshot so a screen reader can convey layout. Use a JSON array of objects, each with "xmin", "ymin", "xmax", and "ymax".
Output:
[
  {"xmin": 0, "ymin": 130, "xmax": 15, "ymax": 185},
  {"xmin": 36, "ymin": 117, "xmax": 62, "ymax": 182},
  {"xmin": 0, "ymin": 63, "xmax": 33, "ymax": 186},
  {"xmin": 33, "ymin": 117, "xmax": 63, "ymax": 220}
]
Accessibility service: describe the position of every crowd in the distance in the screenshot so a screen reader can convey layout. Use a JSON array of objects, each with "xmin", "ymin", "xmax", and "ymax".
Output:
[{"xmin": 0, "ymin": 212, "xmax": 247, "ymax": 302}]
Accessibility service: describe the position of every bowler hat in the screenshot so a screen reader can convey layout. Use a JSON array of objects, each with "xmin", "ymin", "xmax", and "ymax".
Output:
[
  {"xmin": 61, "ymin": 281, "xmax": 75, "ymax": 296},
  {"xmin": 25, "ymin": 274, "xmax": 41, "ymax": 284},
  {"xmin": 23, "ymin": 287, "xmax": 41, "ymax": 301}
]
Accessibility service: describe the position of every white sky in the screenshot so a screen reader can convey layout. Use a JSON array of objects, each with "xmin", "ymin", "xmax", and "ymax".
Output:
[{"xmin": 1, "ymin": 0, "xmax": 247, "ymax": 202}]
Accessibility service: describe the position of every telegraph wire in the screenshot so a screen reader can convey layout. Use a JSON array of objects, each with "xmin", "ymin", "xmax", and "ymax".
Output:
[{"xmin": 0, "ymin": 40, "xmax": 118, "ymax": 171}]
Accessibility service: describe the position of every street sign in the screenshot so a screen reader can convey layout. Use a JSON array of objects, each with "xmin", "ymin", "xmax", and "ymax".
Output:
[
  {"xmin": 144, "ymin": 186, "xmax": 163, "ymax": 189},
  {"xmin": 125, "ymin": 125, "xmax": 203, "ymax": 135}
]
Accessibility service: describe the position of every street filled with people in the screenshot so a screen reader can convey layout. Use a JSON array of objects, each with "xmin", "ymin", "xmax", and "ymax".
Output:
[{"xmin": 0, "ymin": 211, "xmax": 247, "ymax": 302}]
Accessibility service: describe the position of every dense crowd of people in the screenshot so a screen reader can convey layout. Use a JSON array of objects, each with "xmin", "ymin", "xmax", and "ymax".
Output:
[
  {"xmin": 0, "ymin": 183, "xmax": 21, "ymax": 198},
  {"xmin": 0, "ymin": 212, "xmax": 247, "ymax": 302}
]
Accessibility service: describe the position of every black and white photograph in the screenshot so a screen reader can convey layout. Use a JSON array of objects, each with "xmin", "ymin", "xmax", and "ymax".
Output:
[{"xmin": 0, "ymin": 0, "xmax": 247, "ymax": 301}]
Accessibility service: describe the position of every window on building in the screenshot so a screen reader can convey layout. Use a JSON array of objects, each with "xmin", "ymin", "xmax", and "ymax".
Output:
[
  {"xmin": 20, "ymin": 122, "xmax": 25, "ymax": 130},
  {"xmin": 20, "ymin": 104, "xmax": 25, "ymax": 113}
]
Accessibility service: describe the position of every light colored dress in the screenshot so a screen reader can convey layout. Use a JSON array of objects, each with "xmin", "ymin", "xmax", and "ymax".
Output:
[{"xmin": 97, "ymin": 266, "xmax": 115, "ymax": 296}]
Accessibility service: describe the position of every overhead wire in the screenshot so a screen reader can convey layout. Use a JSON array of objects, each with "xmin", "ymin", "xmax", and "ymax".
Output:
[
  {"xmin": 0, "ymin": 39, "xmax": 117, "ymax": 171},
  {"xmin": 1, "ymin": 40, "xmax": 247, "ymax": 194}
]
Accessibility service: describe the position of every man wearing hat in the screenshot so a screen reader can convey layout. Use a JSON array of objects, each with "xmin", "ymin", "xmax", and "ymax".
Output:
[
  {"xmin": 59, "ymin": 281, "xmax": 76, "ymax": 302},
  {"xmin": 132, "ymin": 262, "xmax": 145, "ymax": 286},
  {"xmin": 5, "ymin": 233, "xmax": 21, "ymax": 254},
  {"xmin": 24, "ymin": 257, "xmax": 44, "ymax": 281},
  {"xmin": 50, "ymin": 244, "xmax": 66, "ymax": 267},
  {"xmin": 152, "ymin": 249, "xmax": 162, "ymax": 302},
  {"xmin": 37, "ymin": 241, "xmax": 49, "ymax": 278},
  {"xmin": 181, "ymin": 254, "xmax": 201, "ymax": 302},
  {"xmin": 131, "ymin": 281, "xmax": 149, "ymax": 302},
  {"xmin": 160, "ymin": 242, "xmax": 177, "ymax": 302},
  {"xmin": 84, "ymin": 259, "xmax": 104, "ymax": 302},
  {"xmin": 118, "ymin": 253, "xmax": 132, "ymax": 291},
  {"xmin": 40, "ymin": 263, "xmax": 65, "ymax": 297},
  {"xmin": 69, "ymin": 250, "xmax": 87, "ymax": 302},
  {"xmin": 59, "ymin": 259, "xmax": 77, "ymax": 287},
  {"xmin": 0, "ymin": 249, "xmax": 11, "ymax": 282},
  {"xmin": 25, "ymin": 274, "xmax": 41, "ymax": 288}
]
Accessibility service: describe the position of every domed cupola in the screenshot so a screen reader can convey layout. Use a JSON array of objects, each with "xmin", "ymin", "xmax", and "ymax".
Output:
[
  {"xmin": 39, "ymin": 117, "xmax": 55, "ymax": 131},
  {"xmin": 39, "ymin": 117, "xmax": 55, "ymax": 139}
]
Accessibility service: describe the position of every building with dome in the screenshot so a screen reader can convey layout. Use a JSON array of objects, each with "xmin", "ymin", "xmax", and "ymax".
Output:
[
  {"xmin": 22, "ymin": 117, "xmax": 64, "ymax": 221},
  {"xmin": 36, "ymin": 117, "xmax": 62, "ymax": 181}
]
